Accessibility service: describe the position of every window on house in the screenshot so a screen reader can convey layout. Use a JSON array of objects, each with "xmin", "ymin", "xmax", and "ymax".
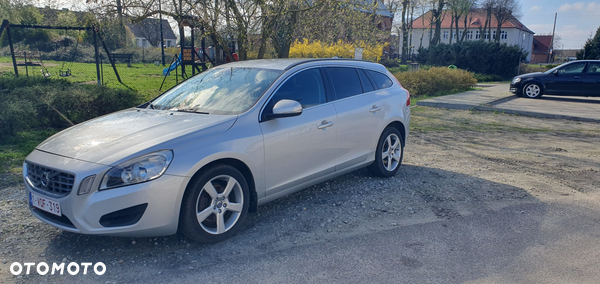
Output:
[
  {"xmin": 475, "ymin": 31, "xmax": 480, "ymax": 39},
  {"xmin": 492, "ymin": 31, "xmax": 496, "ymax": 40},
  {"xmin": 467, "ymin": 31, "xmax": 473, "ymax": 40},
  {"xmin": 443, "ymin": 31, "xmax": 449, "ymax": 40},
  {"xmin": 484, "ymin": 32, "xmax": 489, "ymax": 39},
  {"xmin": 136, "ymin": 39, "xmax": 140, "ymax": 46},
  {"xmin": 501, "ymin": 31, "xmax": 508, "ymax": 40},
  {"xmin": 167, "ymin": 40, "xmax": 172, "ymax": 47},
  {"xmin": 142, "ymin": 39, "xmax": 147, "ymax": 47},
  {"xmin": 459, "ymin": 31, "xmax": 463, "ymax": 39}
]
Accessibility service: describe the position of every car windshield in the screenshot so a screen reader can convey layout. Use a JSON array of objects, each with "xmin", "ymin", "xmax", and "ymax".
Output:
[{"xmin": 150, "ymin": 67, "xmax": 282, "ymax": 115}]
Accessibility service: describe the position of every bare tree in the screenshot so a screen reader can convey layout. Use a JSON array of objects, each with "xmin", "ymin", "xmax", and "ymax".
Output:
[
  {"xmin": 429, "ymin": 0, "xmax": 445, "ymax": 46},
  {"xmin": 479, "ymin": 0, "xmax": 494, "ymax": 42},
  {"xmin": 492, "ymin": 0, "xmax": 520, "ymax": 43}
]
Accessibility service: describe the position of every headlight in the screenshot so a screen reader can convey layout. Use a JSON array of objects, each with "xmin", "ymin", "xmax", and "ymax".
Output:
[
  {"xmin": 512, "ymin": 77, "xmax": 521, "ymax": 84},
  {"xmin": 100, "ymin": 150, "xmax": 173, "ymax": 190}
]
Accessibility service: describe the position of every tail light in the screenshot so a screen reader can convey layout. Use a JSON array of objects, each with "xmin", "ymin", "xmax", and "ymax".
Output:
[{"xmin": 391, "ymin": 74, "xmax": 410, "ymax": 106}]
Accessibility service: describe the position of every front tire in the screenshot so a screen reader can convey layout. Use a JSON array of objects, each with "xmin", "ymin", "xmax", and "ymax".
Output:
[
  {"xmin": 180, "ymin": 164, "xmax": 250, "ymax": 244},
  {"xmin": 523, "ymin": 82, "xmax": 543, "ymax": 98},
  {"xmin": 368, "ymin": 127, "xmax": 404, "ymax": 177}
]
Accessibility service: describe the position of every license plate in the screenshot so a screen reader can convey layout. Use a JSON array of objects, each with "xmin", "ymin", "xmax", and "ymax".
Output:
[{"xmin": 30, "ymin": 192, "xmax": 61, "ymax": 216}]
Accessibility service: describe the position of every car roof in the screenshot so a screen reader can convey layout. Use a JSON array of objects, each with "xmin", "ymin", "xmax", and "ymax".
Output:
[{"xmin": 217, "ymin": 58, "xmax": 383, "ymax": 71}]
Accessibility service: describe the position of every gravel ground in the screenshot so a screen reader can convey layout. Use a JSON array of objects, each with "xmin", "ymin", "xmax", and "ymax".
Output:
[{"xmin": 1, "ymin": 106, "xmax": 600, "ymax": 283}]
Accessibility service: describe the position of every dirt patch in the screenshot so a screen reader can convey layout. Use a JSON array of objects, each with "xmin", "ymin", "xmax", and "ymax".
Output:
[{"xmin": 1, "ymin": 106, "xmax": 600, "ymax": 283}]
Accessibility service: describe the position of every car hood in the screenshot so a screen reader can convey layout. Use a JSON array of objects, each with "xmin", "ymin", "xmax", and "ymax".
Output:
[
  {"xmin": 516, "ymin": 72, "xmax": 545, "ymax": 79},
  {"xmin": 36, "ymin": 108, "xmax": 237, "ymax": 165}
]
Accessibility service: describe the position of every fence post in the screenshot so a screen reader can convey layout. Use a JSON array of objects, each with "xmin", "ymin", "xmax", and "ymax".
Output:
[{"xmin": 93, "ymin": 26, "xmax": 101, "ymax": 86}]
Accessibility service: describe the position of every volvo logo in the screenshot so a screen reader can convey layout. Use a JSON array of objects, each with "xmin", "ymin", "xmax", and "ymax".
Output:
[{"xmin": 41, "ymin": 172, "xmax": 50, "ymax": 188}]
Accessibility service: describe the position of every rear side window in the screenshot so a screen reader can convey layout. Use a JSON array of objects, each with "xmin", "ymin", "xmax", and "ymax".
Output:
[
  {"xmin": 327, "ymin": 67, "xmax": 363, "ymax": 100},
  {"xmin": 358, "ymin": 69, "xmax": 375, "ymax": 93},
  {"xmin": 367, "ymin": 70, "xmax": 394, "ymax": 89}
]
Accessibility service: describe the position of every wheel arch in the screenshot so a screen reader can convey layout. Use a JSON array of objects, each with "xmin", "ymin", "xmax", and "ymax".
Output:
[
  {"xmin": 180, "ymin": 158, "xmax": 258, "ymax": 222},
  {"xmin": 384, "ymin": 121, "xmax": 406, "ymax": 145}
]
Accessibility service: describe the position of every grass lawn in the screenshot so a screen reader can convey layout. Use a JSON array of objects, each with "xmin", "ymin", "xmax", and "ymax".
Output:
[{"xmin": 0, "ymin": 56, "xmax": 183, "ymax": 101}]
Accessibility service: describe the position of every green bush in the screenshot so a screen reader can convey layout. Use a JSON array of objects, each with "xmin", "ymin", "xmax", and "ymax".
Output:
[
  {"xmin": 392, "ymin": 67, "xmax": 477, "ymax": 98},
  {"xmin": 416, "ymin": 41, "xmax": 528, "ymax": 79},
  {"xmin": 0, "ymin": 76, "xmax": 142, "ymax": 138},
  {"xmin": 473, "ymin": 73, "xmax": 503, "ymax": 82},
  {"xmin": 519, "ymin": 63, "xmax": 550, "ymax": 74},
  {"xmin": 379, "ymin": 59, "xmax": 402, "ymax": 68},
  {"xmin": 387, "ymin": 65, "xmax": 409, "ymax": 73}
]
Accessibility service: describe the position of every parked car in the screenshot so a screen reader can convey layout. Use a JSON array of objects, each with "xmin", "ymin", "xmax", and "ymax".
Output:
[
  {"xmin": 23, "ymin": 58, "xmax": 411, "ymax": 243},
  {"xmin": 510, "ymin": 60, "xmax": 600, "ymax": 98}
]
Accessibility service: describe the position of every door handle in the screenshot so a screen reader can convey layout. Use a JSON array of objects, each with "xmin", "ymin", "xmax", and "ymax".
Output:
[
  {"xmin": 318, "ymin": 120, "xmax": 334, "ymax": 129},
  {"xmin": 574, "ymin": 76, "xmax": 581, "ymax": 79},
  {"xmin": 369, "ymin": 105, "xmax": 382, "ymax": 113}
]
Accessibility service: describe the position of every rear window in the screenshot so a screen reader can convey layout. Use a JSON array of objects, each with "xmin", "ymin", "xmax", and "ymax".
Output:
[
  {"xmin": 367, "ymin": 70, "xmax": 393, "ymax": 89},
  {"xmin": 327, "ymin": 67, "xmax": 363, "ymax": 100},
  {"xmin": 358, "ymin": 69, "xmax": 375, "ymax": 93}
]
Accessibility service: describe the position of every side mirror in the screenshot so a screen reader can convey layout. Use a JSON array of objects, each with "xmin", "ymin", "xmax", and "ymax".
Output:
[
  {"xmin": 553, "ymin": 70, "xmax": 559, "ymax": 76},
  {"xmin": 265, "ymin": 99, "xmax": 302, "ymax": 120}
]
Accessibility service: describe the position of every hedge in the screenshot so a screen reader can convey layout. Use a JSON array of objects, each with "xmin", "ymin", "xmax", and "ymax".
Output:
[
  {"xmin": 393, "ymin": 67, "xmax": 477, "ymax": 98},
  {"xmin": 416, "ymin": 41, "xmax": 528, "ymax": 79},
  {"xmin": 0, "ymin": 76, "xmax": 142, "ymax": 138}
]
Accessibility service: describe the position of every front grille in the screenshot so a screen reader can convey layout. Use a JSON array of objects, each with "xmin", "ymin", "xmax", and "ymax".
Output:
[{"xmin": 26, "ymin": 162, "xmax": 75, "ymax": 197}]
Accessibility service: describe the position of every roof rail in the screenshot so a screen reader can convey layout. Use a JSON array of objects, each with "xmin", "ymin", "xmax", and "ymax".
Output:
[{"xmin": 284, "ymin": 58, "xmax": 378, "ymax": 70}]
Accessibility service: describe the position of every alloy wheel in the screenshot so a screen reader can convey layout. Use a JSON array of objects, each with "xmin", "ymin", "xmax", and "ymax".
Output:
[
  {"xmin": 382, "ymin": 133, "xmax": 401, "ymax": 172},
  {"xmin": 195, "ymin": 175, "xmax": 244, "ymax": 235}
]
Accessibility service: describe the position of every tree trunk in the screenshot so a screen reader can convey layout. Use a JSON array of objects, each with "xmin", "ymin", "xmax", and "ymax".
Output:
[
  {"xmin": 430, "ymin": 0, "xmax": 445, "ymax": 46},
  {"xmin": 400, "ymin": 0, "xmax": 409, "ymax": 63}
]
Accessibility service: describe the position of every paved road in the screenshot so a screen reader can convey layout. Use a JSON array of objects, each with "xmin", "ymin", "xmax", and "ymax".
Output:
[{"xmin": 417, "ymin": 83, "xmax": 600, "ymax": 122}]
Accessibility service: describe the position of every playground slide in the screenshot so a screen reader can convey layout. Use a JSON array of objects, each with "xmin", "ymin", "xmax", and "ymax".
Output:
[{"xmin": 162, "ymin": 53, "xmax": 182, "ymax": 76}]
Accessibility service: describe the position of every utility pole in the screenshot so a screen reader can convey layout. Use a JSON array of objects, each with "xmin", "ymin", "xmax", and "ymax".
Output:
[{"xmin": 548, "ymin": 13, "xmax": 557, "ymax": 63}]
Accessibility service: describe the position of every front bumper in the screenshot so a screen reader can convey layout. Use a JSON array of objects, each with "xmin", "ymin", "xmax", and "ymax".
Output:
[
  {"xmin": 509, "ymin": 83, "xmax": 521, "ymax": 93},
  {"xmin": 24, "ymin": 150, "xmax": 190, "ymax": 237}
]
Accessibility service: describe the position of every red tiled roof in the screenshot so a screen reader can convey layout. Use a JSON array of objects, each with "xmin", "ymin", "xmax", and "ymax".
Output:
[{"xmin": 412, "ymin": 9, "xmax": 534, "ymax": 34}]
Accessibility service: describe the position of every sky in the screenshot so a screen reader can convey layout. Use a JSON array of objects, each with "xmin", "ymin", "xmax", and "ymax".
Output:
[{"xmin": 520, "ymin": 0, "xmax": 600, "ymax": 49}]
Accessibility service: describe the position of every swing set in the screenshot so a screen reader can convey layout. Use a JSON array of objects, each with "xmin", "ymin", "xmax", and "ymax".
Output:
[{"xmin": 0, "ymin": 19, "xmax": 126, "ymax": 87}]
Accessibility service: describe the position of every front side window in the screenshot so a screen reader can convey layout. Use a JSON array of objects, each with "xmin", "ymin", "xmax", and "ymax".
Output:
[
  {"xmin": 151, "ymin": 67, "xmax": 282, "ymax": 114},
  {"xmin": 559, "ymin": 62, "xmax": 587, "ymax": 74},
  {"xmin": 270, "ymin": 68, "xmax": 326, "ymax": 109},
  {"xmin": 327, "ymin": 67, "xmax": 363, "ymax": 100}
]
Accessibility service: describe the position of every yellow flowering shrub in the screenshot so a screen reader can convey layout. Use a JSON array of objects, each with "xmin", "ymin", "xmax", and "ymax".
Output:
[{"xmin": 289, "ymin": 39, "xmax": 386, "ymax": 62}]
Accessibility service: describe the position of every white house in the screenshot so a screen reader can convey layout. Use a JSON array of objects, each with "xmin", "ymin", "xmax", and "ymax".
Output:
[
  {"xmin": 127, "ymin": 18, "xmax": 177, "ymax": 48},
  {"xmin": 405, "ymin": 9, "xmax": 534, "ymax": 62}
]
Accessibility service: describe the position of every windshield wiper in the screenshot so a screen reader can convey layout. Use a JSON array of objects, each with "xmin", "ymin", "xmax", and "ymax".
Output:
[{"xmin": 174, "ymin": 108, "xmax": 209, "ymax": 115}]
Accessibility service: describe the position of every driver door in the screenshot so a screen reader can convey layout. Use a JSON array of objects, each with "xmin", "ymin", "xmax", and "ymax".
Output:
[
  {"xmin": 260, "ymin": 68, "xmax": 337, "ymax": 196},
  {"xmin": 547, "ymin": 62, "xmax": 587, "ymax": 95}
]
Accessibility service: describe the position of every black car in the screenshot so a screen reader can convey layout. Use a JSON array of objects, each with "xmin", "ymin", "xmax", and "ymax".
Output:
[{"xmin": 510, "ymin": 60, "xmax": 600, "ymax": 98}]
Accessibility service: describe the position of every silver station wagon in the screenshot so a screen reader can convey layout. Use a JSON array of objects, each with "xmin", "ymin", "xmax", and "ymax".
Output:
[{"xmin": 24, "ymin": 58, "xmax": 411, "ymax": 243}]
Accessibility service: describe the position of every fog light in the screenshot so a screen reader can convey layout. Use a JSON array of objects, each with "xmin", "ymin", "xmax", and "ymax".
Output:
[{"xmin": 78, "ymin": 175, "xmax": 96, "ymax": 195}]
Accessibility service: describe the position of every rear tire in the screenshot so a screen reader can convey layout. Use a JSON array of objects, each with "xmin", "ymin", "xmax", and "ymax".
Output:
[
  {"xmin": 180, "ymin": 164, "xmax": 249, "ymax": 244},
  {"xmin": 368, "ymin": 127, "xmax": 404, "ymax": 177}
]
